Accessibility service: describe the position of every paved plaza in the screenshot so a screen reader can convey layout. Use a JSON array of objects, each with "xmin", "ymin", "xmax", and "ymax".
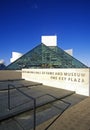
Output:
[{"xmin": 0, "ymin": 79, "xmax": 89, "ymax": 130}]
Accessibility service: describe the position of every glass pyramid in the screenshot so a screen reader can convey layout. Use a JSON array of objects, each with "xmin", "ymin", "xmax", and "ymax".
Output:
[{"xmin": 5, "ymin": 43, "xmax": 88, "ymax": 70}]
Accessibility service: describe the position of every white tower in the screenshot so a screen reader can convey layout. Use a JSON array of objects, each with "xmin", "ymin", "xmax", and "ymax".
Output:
[
  {"xmin": 10, "ymin": 52, "xmax": 23, "ymax": 63},
  {"xmin": 41, "ymin": 35, "xmax": 57, "ymax": 46}
]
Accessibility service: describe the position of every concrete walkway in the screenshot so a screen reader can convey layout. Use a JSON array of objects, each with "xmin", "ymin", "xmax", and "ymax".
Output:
[
  {"xmin": 47, "ymin": 97, "xmax": 90, "ymax": 130},
  {"xmin": 0, "ymin": 79, "xmax": 88, "ymax": 130}
]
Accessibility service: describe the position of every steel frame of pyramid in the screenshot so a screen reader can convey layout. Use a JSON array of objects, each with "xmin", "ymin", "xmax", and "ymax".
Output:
[{"xmin": 5, "ymin": 43, "xmax": 88, "ymax": 70}]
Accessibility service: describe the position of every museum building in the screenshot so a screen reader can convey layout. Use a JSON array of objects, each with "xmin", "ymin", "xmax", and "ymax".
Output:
[
  {"xmin": 5, "ymin": 36, "xmax": 88, "ymax": 70},
  {"xmin": 5, "ymin": 36, "xmax": 90, "ymax": 96}
]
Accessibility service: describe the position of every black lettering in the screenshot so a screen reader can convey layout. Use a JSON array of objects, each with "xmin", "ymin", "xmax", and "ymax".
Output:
[
  {"xmin": 82, "ymin": 79, "xmax": 84, "ymax": 82},
  {"xmin": 64, "ymin": 73, "xmax": 68, "ymax": 76},
  {"xmin": 74, "ymin": 78, "xmax": 77, "ymax": 82},
  {"xmin": 78, "ymin": 78, "xmax": 80, "ymax": 82},
  {"xmin": 77, "ymin": 73, "xmax": 80, "ymax": 77},
  {"xmin": 81, "ymin": 73, "xmax": 85, "ymax": 77}
]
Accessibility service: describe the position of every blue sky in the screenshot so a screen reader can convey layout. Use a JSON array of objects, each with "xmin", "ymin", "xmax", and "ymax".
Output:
[{"xmin": 0, "ymin": 0, "xmax": 90, "ymax": 66}]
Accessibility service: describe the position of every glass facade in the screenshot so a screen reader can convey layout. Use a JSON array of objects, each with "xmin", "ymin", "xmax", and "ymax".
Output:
[{"xmin": 5, "ymin": 43, "xmax": 88, "ymax": 70}]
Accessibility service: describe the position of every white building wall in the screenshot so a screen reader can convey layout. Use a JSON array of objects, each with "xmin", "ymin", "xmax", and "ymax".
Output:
[
  {"xmin": 0, "ymin": 59, "xmax": 4, "ymax": 64},
  {"xmin": 10, "ymin": 52, "xmax": 23, "ymax": 63},
  {"xmin": 41, "ymin": 35, "xmax": 57, "ymax": 46},
  {"xmin": 64, "ymin": 49, "xmax": 73, "ymax": 56},
  {"xmin": 22, "ymin": 68, "xmax": 90, "ymax": 96}
]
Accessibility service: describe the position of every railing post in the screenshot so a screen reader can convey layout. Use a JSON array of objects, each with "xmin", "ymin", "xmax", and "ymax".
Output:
[
  {"xmin": 33, "ymin": 99, "xmax": 36, "ymax": 130},
  {"xmin": 8, "ymin": 84, "xmax": 11, "ymax": 110},
  {"xmin": 8, "ymin": 84, "xmax": 36, "ymax": 130}
]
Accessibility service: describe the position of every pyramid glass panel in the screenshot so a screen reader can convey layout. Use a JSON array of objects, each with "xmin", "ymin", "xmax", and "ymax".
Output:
[{"xmin": 5, "ymin": 43, "xmax": 88, "ymax": 70}]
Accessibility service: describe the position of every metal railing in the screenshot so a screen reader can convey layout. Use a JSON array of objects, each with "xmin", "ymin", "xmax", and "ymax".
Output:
[
  {"xmin": 8, "ymin": 84, "xmax": 71, "ymax": 130},
  {"xmin": 44, "ymin": 98, "xmax": 71, "ymax": 130},
  {"xmin": 8, "ymin": 84, "xmax": 36, "ymax": 130},
  {"xmin": 33, "ymin": 93, "xmax": 71, "ymax": 130}
]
